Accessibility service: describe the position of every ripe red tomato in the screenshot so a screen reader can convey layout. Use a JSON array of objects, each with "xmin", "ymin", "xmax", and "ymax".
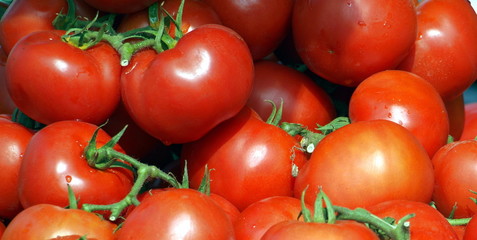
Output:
[
  {"xmin": 1, "ymin": 204, "xmax": 116, "ymax": 240},
  {"xmin": 459, "ymin": 102, "xmax": 477, "ymax": 140},
  {"xmin": 6, "ymin": 30, "xmax": 121, "ymax": 125},
  {"xmin": 0, "ymin": 221, "xmax": 5, "ymax": 238},
  {"xmin": 294, "ymin": 120, "xmax": 434, "ymax": 209},
  {"xmin": 0, "ymin": 46, "xmax": 15, "ymax": 114},
  {"xmin": 234, "ymin": 196, "xmax": 309, "ymax": 240},
  {"xmin": 367, "ymin": 200, "xmax": 459, "ymax": 240},
  {"xmin": 181, "ymin": 107, "xmax": 307, "ymax": 210},
  {"xmin": 261, "ymin": 220, "xmax": 379, "ymax": 240},
  {"xmin": 117, "ymin": 0, "xmax": 221, "ymax": 34},
  {"xmin": 0, "ymin": 118, "xmax": 33, "ymax": 220},
  {"xmin": 203, "ymin": 0, "xmax": 293, "ymax": 60},
  {"xmin": 246, "ymin": 60, "xmax": 336, "ymax": 131},
  {"xmin": 398, "ymin": 0, "xmax": 477, "ymax": 100},
  {"xmin": 444, "ymin": 95, "xmax": 465, "ymax": 141},
  {"xmin": 115, "ymin": 188, "xmax": 235, "ymax": 240},
  {"xmin": 464, "ymin": 214, "xmax": 477, "ymax": 240},
  {"xmin": 82, "ymin": 0, "xmax": 155, "ymax": 14},
  {"xmin": 17, "ymin": 121, "xmax": 133, "ymax": 215},
  {"xmin": 293, "ymin": 0, "xmax": 417, "ymax": 86},
  {"xmin": 0, "ymin": 0, "xmax": 96, "ymax": 55},
  {"xmin": 349, "ymin": 70, "xmax": 449, "ymax": 157},
  {"xmin": 121, "ymin": 24, "xmax": 254, "ymax": 145},
  {"xmin": 432, "ymin": 139, "xmax": 477, "ymax": 218}
]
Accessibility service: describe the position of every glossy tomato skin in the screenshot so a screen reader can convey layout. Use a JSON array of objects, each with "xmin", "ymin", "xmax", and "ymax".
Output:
[
  {"xmin": 115, "ymin": 188, "xmax": 235, "ymax": 240},
  {"xmin": 82, "ymin": 0, "xmax": 155, "ymax": 14},
  {"xmin": 261, "ymin": 220, "xmax": 379, "ymax": 240},
  {"xmin": 6, "ymin": 30, "xmax": 121, "ymax": 125},
  {"xmin": 121, "ymin": 24, "xmax": 254, "ymax": 145},
  {"xmin": 203, "ymin": 0, "xmax": 293, "ymax": 60},
  {"xmin": 349, "ymin": 70, "xmax": 449, "ymax": 158},
  {"xmin": 0, "ymin": 0, "xmax": 96, "ymax": 55},
  {"xmin": 247, "ymin": 60, "xmax": 336, "ymax": 131},
  {"xmin": 293, "ymin": 0, "xmax": 417, "ymax": 86},
  {"xmin": 464, "ymin": 214, "xmax": 477, "ymax": 240},
  {"xmin": 0, "ymin": 46, "xmax": 15, "ymax": 114},
  {"xmin": 181, "ymin": 107, "xmax": 307, "ymax": 210},
  {"xmin": 0, "ymin": 118, "xmax": 33, "ymax": 220},
  {"xmin": 294, "ymin": 120, "xmax": 434, "ymax": 209},
  {"xmin": 1, "ymin": 204, "xmax": 116, "ymax": 240},
  {"xmin": 17, "ymin": 121, "xmax": 133, "ymax": 214},
  {"xmin": 367, "ymin": 200, "xmax": 459, "ymax": 240},
  {"xmin": 432, "ymin": 139, "xmax": 477, "ymax": 218},
  {"xmin": 398, "ymin": 0, "xmax": 477, "ymax": 100},
  {"xmin": 117, "ymin": 0, "xmax": 221, "ymax": 34},
  {"xmin": 234, "ymin": 196, "xmax": 308, "ymax": 240},
  {"xmin": 459, "ymin": 102, "xmax": 477, "ymax": 140}
]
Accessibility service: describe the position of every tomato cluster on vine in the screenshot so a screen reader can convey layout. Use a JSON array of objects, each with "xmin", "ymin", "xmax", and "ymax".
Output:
[{"xmin": 0, "ymin": 0, "xmax": 477, "ymax": 239}]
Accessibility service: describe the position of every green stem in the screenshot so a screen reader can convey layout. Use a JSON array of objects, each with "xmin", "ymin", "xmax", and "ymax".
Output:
[
  {"xmin": 448, "ymin": 217, "xmax": 471, "ymax": 226},
  {"xmin": 0, "ymin": 0, "xmax": 12, "ymax": 8},
  {"xmin": 82, "ymin": 148, "xmax": 181, "ymax": 221},
  {"xmin": 334, "ymin": 206, "xmax": 413, "ymax": 240}
]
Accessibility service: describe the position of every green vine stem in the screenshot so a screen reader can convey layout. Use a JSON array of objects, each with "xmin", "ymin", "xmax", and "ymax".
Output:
[
  {"xmin": 302, "ymin": 188, "xmax": 412, "ymax": 240},
  {"xmin": 0, "ymin": 0, "xmax": 12, "ymax": 8}
]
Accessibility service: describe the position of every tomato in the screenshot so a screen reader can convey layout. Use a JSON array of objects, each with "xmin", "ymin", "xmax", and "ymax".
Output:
[
  {"xmin": 117, "ymin": 0, "xmax": 221, "ymax": 34},
  {"xmin": 115, "ymin": 188, "xmax": 235, "ymax": 240},
  {"xmin": 459, "ymin": 102, "xmax": 477, "ymax": 140},
  {"xmin": 203, "ymin": 0, "xmax": 293, "ymax": 60},
  {"xmin": 261, "ymin": 220, "xmax": 379, "ymax": 240},
  {"xmin": 234, "ymin": 196, "xmax": 309, "ymax": 240},
  {"xmin": 367, "ymin": 200, "xmax": 459, "ymax": 240},
  {"xmin": 294, "ymin": 120, "xmax": 434, "ymax": 209},
  {"xmin": 464, "ymin": 214, "xmax": 477, "ymax": 240},
  {"xmin": 445, "ymin": 95, "xmax": 465, "ymax": 141},
  {"xmin": 121, "ymin": 24, "xmax": 254, "ymax": 145},
  {"xmin": 0, "ymin": 118, "xmax": 33, "ymax": 220},
  {"xmin": 17, "ymin": 121, "xmax": 133, "ymax": 216},
  {"xmin": 0, "ymin": 0, "xmax": 96, "ymax": 55},
  {"xmin": 82, "ymin": 0, "xmax": 155, "ymax": 14},
  {"xmin": 0, "ymin": 46, "xmax": 15, "ymax": 114},
  {"xmin": 349, "ymin": 70, "xmax": 449, "ymax": 157},
  {"xmin": 1, "ymin": 204, "xmax": 116, "ymax": 240},
  {"xmin": 6, "ymin": 30, "xmax": 121, "ymax": 125},
  {"xmin": 432, "ymin": 139, "xmax": 477, "ymax": 218},
  {"xmin": 246, "ymin": 60, "xmax": 336, "ymax": 132},
  {"xmin": 398, "ymin": 0, "xmax": 477, "ymax": 100},
  {"xmin": 181, "ymin": 107, "xmax": 307, "ymax": 210},
  {"xmin": 0, "ymin": 220, "xmax": 5, "ymax": 238},
  {"xmin": 293, "ymin": 0, "xmax": 417, "ymax": 87}
]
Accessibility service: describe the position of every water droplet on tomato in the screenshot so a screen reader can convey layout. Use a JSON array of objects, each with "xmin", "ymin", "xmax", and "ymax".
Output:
[
  {"xmin": 346, "ymin": 1, "xmax": 352, "ymax": 7},
  {"xmin": 387, "ymin": 113, "xmax": 393, "ymax": 118},
  {"xmin": 417, "ymin": 32, "xmax": 423, "ymax": 40},
  {"xmin": 65, "ymin": 175, "xmax": 72, "ymax": 183}
]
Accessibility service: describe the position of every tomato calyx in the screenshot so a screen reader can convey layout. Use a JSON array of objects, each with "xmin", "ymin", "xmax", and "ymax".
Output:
[
  {"xmin": 58, "ymin": 0, "xmax": 186, "ymax": 66},
  {"xmin": 11, "ymin": 108, "xmax": 46, "ymax": 131},
  {"xmin": 302, "ymin": 187, "xmax": 413, "ymax": 240}
]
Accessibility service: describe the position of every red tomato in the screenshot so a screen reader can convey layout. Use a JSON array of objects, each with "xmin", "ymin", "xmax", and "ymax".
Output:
[
  {"xmin": 349, "ymin": 70, "xmax": 449, "ymax": 157},
  {"xmin": 117, "ymin": 0, "xmax": 221, "ymax": 34},
  {"xmin": 398, "ymin": 0, "xmax": 477, "ymax": 100},
  {"xmin": 432, "ymin": 139, "xmax": 477, "ymax": 218},
  {"xmin": 203, "ymin": 0, "xmax": 294, "ymax": 60},
  {"xmin": 464, "ymin": 214, "xmax": 477, "ymax": 240},
  {"xmin": 6, "ymin": 30, "xmax": 121, "ymax": 125},
  {"xmin": 261, "ymin": 220, "xmax": 379, "ymax": 240},
  {"xmin": 0, "ymin": 46, "xmax": 15, "ymax": 114},
  {"xmin": 367, "ymin": 200, "xmax": 459, "ymax": 240},
  {"xmin": 246, "ymin": 60, "xmax": 336, "ymax": 131},
  {"xmin": 0, "ymin": 0, "xmax": 96, "ymax": 55},
  {"xmin": 0, "ymin": 221, "xmax": 5, "ymax": 238},
  {"xmin": 234, "ymin": 196, "xmax": 308, "ymax": 240},
  {"xmin": 115, "ymin": 188, "xmax": 235, "ymax": 240},
  {"xmin": 459, "ymin": 102, "xmax": 477, "ymax": 140},
  {"xmin": 0, "ymin": 118, "xmax": 33, "ymax": 219},
  {"xmin": 82, "ymin": 0, "xmax": 155, "ymax": 14},
  {"xmin": 293, "ymin": 0, "xmax": 417, "ymax": 86},
  {"xmin": 181, "ymin": 107, "xmax": 307, "ymax": 210},
  {"xmin": 294, "ymin": 120, "xmax": 434, "ymax": 209},
  {"xmin": 17, "ymin": 121, "xmax": 133, "ymax": 216},
  {"xmin": 445, "ymin": 95, "xmax": 465, "ymax": 141},
  {"xmin": 1, "ymin": 204, "xmax": 116, "ymax": 240},
  {"xmin": 121, "ymin": 24, "xmax": 254, "ymax": 145}
]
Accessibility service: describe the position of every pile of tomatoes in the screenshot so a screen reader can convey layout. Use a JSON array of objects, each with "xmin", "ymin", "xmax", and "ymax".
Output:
[{"xmin": 1, "ymin": 0, "xmax": 477, "ymax": 239}]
